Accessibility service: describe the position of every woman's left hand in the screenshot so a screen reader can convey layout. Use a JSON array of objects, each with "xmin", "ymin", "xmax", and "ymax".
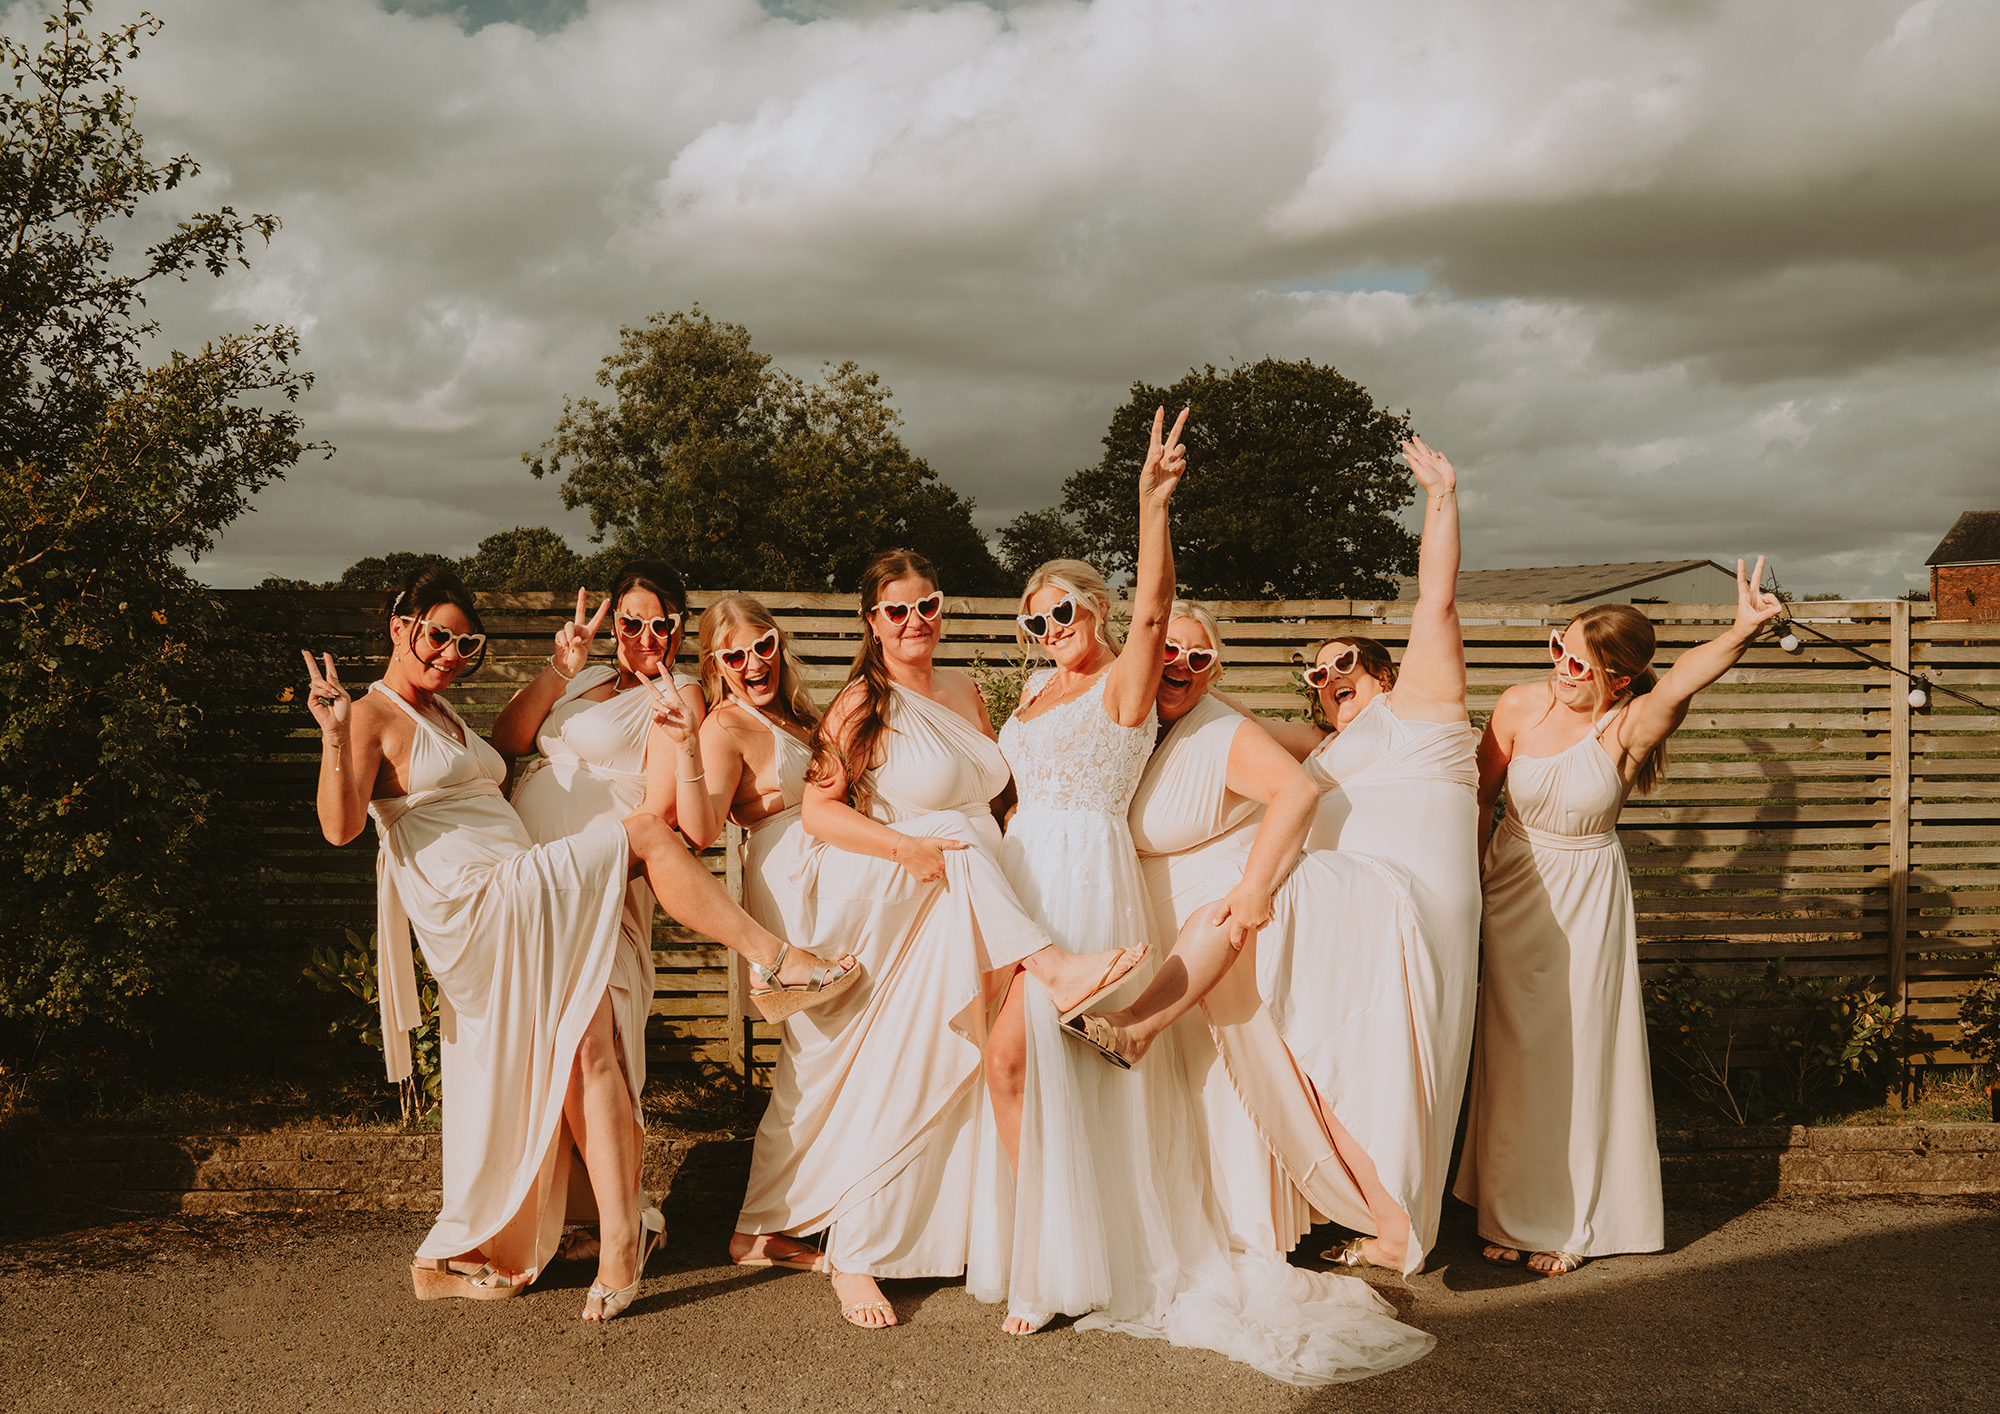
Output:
[
  {"xmin": 1403, "ymin": 435, "xmax": 1456, "ymax": 496},
  {"xmin": 1139, "ymin": 405, "xmax": 1190, "ymax": 511},
  {"xmin": 648, "ymin": 677, "xmax": 694, "ymax": 746},
  {"xmin": 1210, "ymin": 882, "xmax": 1275, "ymax": 950},
  {"xmin": 1733, "ymin": 556, "xmax": 1785, "ymax": 637}
]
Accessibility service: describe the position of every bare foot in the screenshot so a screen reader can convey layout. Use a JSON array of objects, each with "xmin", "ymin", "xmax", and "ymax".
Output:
[
  {"xmin": 730, "ymin": 1231, "xmax": 827, "ymax": 1271},
  {"xmin": 833, "ymin": 1271, "xmax": 896, "ymax": 1329},
  {"xmin": 1482, "ymin": 1244, "xmax": 1522, "ymax": 1266},
  {"xmin": 1002, "ymin": 1310, "xmax": 1051, "ymax": 1335},
  {"xmin": 1038, "ymin": 944, "xmax": 1147, "ymax": 1016},
  {"xmin": 1527, "ymin": 1250, "xmax": 1586, "ymax": 1275},
  {"xmin": 768, "ymin": 947, "xmax": 858, "ymax": 989}
]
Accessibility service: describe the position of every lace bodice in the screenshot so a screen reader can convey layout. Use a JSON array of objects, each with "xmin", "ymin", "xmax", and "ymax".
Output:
[{"xmin": 1000, "ymin": 670, "xmax": 1155, "ymax": 818}]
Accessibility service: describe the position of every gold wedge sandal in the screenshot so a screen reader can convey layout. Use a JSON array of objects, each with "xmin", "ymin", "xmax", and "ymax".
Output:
[{"xmin": 750, "ymin": 943, "xmax": 863, "ymax": 1023}]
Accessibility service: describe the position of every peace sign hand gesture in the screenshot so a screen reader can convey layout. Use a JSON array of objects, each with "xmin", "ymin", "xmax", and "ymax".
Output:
[
  {"xmin": 1403, "ymin": 435, "xmax": 1457, "ymax": 497},
  {"xmin": 1734, "ymin": 556, "xmax": 1785, "ymax": 637},
  {"xmin": 555, "ymin": 588, "xmax": 611, "ymax": 679},
  {"xmin": 301, "ymin": 651, "xmax": 351, "ymax": 737},
  {"xmin": 1140, "ymin": 405, "xmax": 1191, "ymax": 512},
  {"xmin": 646, "ymin": 673, "xmax": 694, "ymax": 747}
]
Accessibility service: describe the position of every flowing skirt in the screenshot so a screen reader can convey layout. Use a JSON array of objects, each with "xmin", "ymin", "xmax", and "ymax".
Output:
[{"xmin": 973, "ymin": 804, "xmax": 1434, "ymax": 1385}]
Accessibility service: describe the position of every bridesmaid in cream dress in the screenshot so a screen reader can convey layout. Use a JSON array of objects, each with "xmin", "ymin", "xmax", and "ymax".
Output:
[
  {"xmin": 302, "ymin": 566, "xmax": 858, "ymax": 1321},
  {"xmin": 1455, "ymin": 562, "xmax": 1783, "ymax": 1276},
  {"xmin": 491, "ymin": 561, "xmax": 710, "ymax": 1266},
  {"xmin": 750, "ymin": 550, "xmax": 1145, "ymax": 1330},
  {"xmin": 669, "ymin": 595, "xmax": 832, "ymax": 1274},
  {"xmin": 1227, "ymin": 436, "xmax": 1480, "ymax": 1274},
  {"xmin": 971, "ymin": 413, "xmax": 1432, "ymax": 1385},
  {"xmin": 1073, "ymin": 601, "xmax": 1434, "ymax": 1275}
]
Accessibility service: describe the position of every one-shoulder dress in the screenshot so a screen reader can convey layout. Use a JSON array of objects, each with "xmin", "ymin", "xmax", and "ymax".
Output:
[
  {"xmin": 1453, "ymin": 705, "xmax": 1664, "ymax": 1259},
  {"xmin": 509, "ymin": 665, "xmax": 698, "ymax": 1125},
  {"xmin": 736, "ymin": 683, "xmax": 1051, "ymax": 1278},
  {"xmin": 1304, "ymin": 692, "xmax": 1483, "ymax": 1264},
  {"xmin": 365, "ymin": 683, "xmax": 631, "ymax": 1281},
  {"xmin": 1129, "ymin": 693, "xmax": 1433, "ymax": 1266},
  {"xmin": 973, "ymin": 672, "xmax": 1434, "ymax": 1386}
]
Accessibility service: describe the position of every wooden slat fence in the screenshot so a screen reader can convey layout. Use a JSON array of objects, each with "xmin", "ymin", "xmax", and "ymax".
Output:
[{"xmin": 247, "ymin": 590, "xmax": 1997, "ymax": 1080}]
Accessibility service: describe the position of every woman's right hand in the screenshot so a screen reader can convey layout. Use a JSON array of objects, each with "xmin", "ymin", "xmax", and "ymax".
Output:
[
  {"xmin": 890, "ymin": 833, "xmax": 968, "ymax": 885},
  {"xmin": 302, "ymin": 651, "xmax": 351, "ymax": 738},
  {"xmin": 554, "ymin": 588, "xmax": 610, "ymax": 679}
]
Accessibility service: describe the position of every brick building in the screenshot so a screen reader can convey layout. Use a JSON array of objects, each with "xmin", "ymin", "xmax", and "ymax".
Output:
[{"xmin": 1925, "ymin": 512, "xmax": 2000, "ymax": 623}]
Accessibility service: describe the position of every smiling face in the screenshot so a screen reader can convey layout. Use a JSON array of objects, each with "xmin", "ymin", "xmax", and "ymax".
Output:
[
  {"xmin": 1315, "ymin": 639, "xmax": 1386, "ymax": 732},
  {"xmin": 713, "ymin": 619, "xmax": 782, "ymax": 710},
  {"xmin": 1552, "ymin": 621, "xmax": 1631, "ymax": 710},
  {"xmin": 392, "ymin": 601, "xmax": 478, "ymax": 693},
  {"xmin": 1156, "ymin": 614, "xmax": 1219, "ymax": 723},
  {"xmin": 868, "ymin": 571, "xmax": 941, "ymax": 669},
  {"xmin": 614, "ymin": 587, "xmax": 679, "ymax": 680},
  {"xmin": 1024, "ymin": 583, "xmax": 1101, "ymax": 673}
]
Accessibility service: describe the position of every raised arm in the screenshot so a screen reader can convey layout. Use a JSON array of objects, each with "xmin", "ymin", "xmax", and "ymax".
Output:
[
  {"xmin": 1391, "ymin": 436, "xmax": 1468, "ymax": 722},
  {"xmin": 636, "ymin": 675, "xmax": 719, "ymax": 843},
  {"xmin": 1616, "ymin": 557, "xmax": 1783, "ymax": 766},
  {"xmin": 677, "ymin": 709, "xmax": 751, "ymax": 851},
  {"xmin": 491, "ymin": 589, "xmax": 608, "ymax": 757},
  {"xmin": 1206, "ymin": 721, "xmax": 1321, "ymax": 946},
  {"xmin": 1104, "ymin": 406, "xmax": 1188, "ymax": 728},
  {"xmin": 303, "ymin": 652, "xmax": 382, "ymax": 847}
]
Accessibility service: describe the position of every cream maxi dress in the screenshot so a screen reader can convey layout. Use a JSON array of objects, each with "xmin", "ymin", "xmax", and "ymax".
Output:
[
  {"xmin": 509, "ymin": 665, "xmax": 698, "ymax": 1126},
  {"xmin": 736, "ymin": 683, "xmax": 1050, "ymax": 1278},
  {"xmin": 1130, "ymin": 694, "xmax": 1434, "ymax": 1271},
  {"xmin": 1452, "ymin": 705, "xmax": 1664, "ymax": 1258},
  {"xmin": 722, "ymin": 700, "xmax": 817, "ymax": 948},
  {"xmin": 1304, "ymin": 693, "xmax": 1483, "ymax": 1262},
  {"xmin": 971, "ymin": 673, "xmax": 1434, "ymax": 1387},
  {"xmin": 366, "ymin": 683, "xmax": 630, "ymax": 1282}
]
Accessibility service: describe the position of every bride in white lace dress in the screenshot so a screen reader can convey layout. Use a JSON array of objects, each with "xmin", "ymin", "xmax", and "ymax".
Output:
[{"xmin": 968, "ymin": 411, "xmax": 1433, "ymax": 1384}]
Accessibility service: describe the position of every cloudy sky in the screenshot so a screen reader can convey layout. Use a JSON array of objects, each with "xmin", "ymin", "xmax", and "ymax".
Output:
[{"xmin": 47, "ymin": 0, "xmax": 2000, "ymax": 594}]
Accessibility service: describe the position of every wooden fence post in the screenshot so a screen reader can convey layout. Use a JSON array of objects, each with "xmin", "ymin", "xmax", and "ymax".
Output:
[
  {"xmin": 724, "ymin": 822, "xmax": 751, "ymax": 1087},
  {"xmin": 1888, "ymin": 598, "xmax": 1911, "ymax": 1014}
]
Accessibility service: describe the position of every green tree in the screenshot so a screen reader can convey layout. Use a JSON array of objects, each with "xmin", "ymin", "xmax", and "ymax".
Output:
[
  {"xmin": 0, "ymin": 4, "xmax": 322, "ymax": 1043},
  {"xmin": 1046, "ymin": 358, "xmax": 1416, "ymax": 598},
  {"xmin": 996, "ymin": 507, "xmax": 1091, "ymax": 589},
  {"xmin": 528, "ymin": 308, "xmax": 1009, "ymax": 594},
  {"xmin": 457, "ymin": 526, "xmax": 592, "ymax": 591},
  {"xmin": 335, "ymin": 551, "xmax": 457, "ymax": 592}
]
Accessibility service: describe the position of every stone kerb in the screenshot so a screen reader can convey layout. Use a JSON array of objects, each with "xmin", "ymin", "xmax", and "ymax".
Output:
[{"xmin": 1658, "ymin": 1124, "xmax": 2000, "ymax": 1201}]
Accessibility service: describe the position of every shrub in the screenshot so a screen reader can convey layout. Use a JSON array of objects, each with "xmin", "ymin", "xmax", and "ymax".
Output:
[{"xmin": 303, "ymin": 929, "xmax": 440, "ymax": 1128}]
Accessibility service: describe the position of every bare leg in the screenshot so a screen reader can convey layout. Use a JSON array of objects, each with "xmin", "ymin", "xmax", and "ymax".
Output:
[
  {"xmin": 622, "ymin": 812, "xmax": 852, "ymax": 986},
  {"xmin": 564, "ymin": 991, "xmax": 643, "ymax": 1316},
  {"xmin": 729, "ymin": 1231, "xmax": 826, "ymax": 1268},
  {"xmin": 1316, "ymin": 1100, "xmax": 1411, "ymax": 1270},
  {"xmin": 983, "ymin": 969, "xmax": 1029, "ymax": 1172},
  {"xmin": 1082, "ymin": 903, "xmax": 1246, "ymax": 1063}
]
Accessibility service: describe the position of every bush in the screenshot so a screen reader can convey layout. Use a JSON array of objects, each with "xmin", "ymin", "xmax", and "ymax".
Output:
[
  {"xmin": 303, "ymin": 929, "xmax": 440, "ymax": 1128},
  {"xmin": 1645, "ymin": 964, "xmax": 1907, "ymax": 1125},
  {"xmin": 1957, "ymin": 965, "xmax": 2000, "ymax": 1081}
]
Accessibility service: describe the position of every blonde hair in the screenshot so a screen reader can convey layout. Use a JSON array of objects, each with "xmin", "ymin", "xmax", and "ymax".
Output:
[
  {"xmin": 1562, "ymin": 604, "xmax": 1668, "ymax": 794},
  {"xmin": 1017, "ymin": 559, "xmax": 1120, "ymax": 660},
  {"xmin": 697, "ymin": 595, "xmax": 819, "ymax": 732},
  {"xmin": 1168, "ymin": 598, "xmax": 1225, "ymax": 685}
]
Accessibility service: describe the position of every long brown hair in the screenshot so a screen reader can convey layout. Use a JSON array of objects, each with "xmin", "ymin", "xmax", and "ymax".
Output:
[
  {"xmin": 385, "ymin": 564, "xmax": 487, "ymax": 678},
  {"xmin": 1565, "ymin": 604, "xmax": 1667, "ymax": 793},
  {"xmin": 809, "ymin": 549, "xmax": 938, "ymax": 817},
  {"xmin": 1302, "ymin": 634, "xmax": 1395, "ymax": 729},
  {"xmin": 698, "ymin": 595, "xmax": 819, "ymax": 731}
]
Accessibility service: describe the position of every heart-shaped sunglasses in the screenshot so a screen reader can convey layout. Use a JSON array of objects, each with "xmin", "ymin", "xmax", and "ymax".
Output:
[
  {"xmin": 1302, "ymin": 646, "xmax": 1361, "ymax": 689},
  {"xmin": 710, "ymin": 629, "xmax": 780, "ymax": 672},
  {"xmin": 873, "ymin": 592, "xmax": 943, "ymax": 626},
  {"xmin": 618, "ymin": 611, "xmax": 682, "ymax": 641},
  {"xmin": 1163, "ymin": 639, "xmax": 1217, "ymax": 673},
  {"xmin": 1550, "ymin": 630, "xmax": 1596, "ymax": 681},
  {"xmin": 1017, "ymin": 592, "xmax": 1080, "ymax": 641},
  {"xmin": 397, "ymin": 615, "xmax": 487, "ymax": 659}
]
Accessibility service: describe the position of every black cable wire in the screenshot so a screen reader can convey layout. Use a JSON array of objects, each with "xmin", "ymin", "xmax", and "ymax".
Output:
[{"xmin": 1762, "ymin": 573, "xmax": 1997, "ymax": 714}]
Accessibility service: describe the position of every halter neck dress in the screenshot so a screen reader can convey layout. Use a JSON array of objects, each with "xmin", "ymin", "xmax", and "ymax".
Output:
[
  {"xmin": 1303, "ymin": 692, "xmax": 1482, "ymax": 1267},
  {"xmin": 972, "ymin": 672, "xmax": 1433, "ymax": 1386},
  {"xmin": 510, "ymin": 665, "xmax": 699, "ymax": 1127},
  {"xmin": 1130, "ymin": 692, "xmax": 1434, "ymax": 1271},
  {"xmin": 737, "ymin": 681, "xmax": 1052, "ymax": 1279},
  {"xmin": 364, "ymin": 682, "xmax": 630, "ymax": 1282},
  {"xmin": 1453, "ymin": 704, "xmax": 1664, "ymax": 1259},
  {"xmin": 723, "ymin": 698, "xmax": 817, "ymax": 948}
]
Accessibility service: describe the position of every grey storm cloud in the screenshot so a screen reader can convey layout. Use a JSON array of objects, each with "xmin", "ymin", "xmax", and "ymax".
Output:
[{"xmin": 46, "ymin": 0, "xmax": 1998, "ymax": 594}]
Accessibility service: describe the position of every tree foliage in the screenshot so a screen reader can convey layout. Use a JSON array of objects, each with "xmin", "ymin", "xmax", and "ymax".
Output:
[
  {"xmin": 1037, "ymin": 358, "xmax": 1416, "ymax": 599},
  {"xmin": 0, "ymin": 3, "xmax": 322, "ymax": 1043},
  {"xmin": 528, "ymin": 309, "xmax": 1009, "ymax": 595}
]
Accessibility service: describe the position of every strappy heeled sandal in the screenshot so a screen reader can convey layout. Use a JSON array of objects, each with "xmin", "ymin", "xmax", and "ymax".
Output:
[
  {"xmin": 410, "ymin": 1257, "xmax": 523, "ymax": 1301},
  {"xmin": 750, "ymin": 942, "xmax": 863, "ymax": 1023},
  {"xmin": 1528, "ymin": 1251, "xmax": 1588, "ymax": 1276},
  {"xmin": 830, "ymin": 1268, "xmax": 896, "ymax": 1329},
  {"xmin": 1320, "ymin": 1235, "xmax": 1394, "ymax": 1272},
  {"xmin": 1056, "ymin": 945, "xmax": 1147, "ymax": 1023},
  {"xmin": 582, "ymin": 1205, "xmax": 665, "ymax": 1322},
  {"xmin": 732, "ymin": 1237, "xmax": 828, "ymax": 1273},
  {"xmin": 1061, "ymin": 1013, "xmax": 1134, "ymax": 1070}
]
